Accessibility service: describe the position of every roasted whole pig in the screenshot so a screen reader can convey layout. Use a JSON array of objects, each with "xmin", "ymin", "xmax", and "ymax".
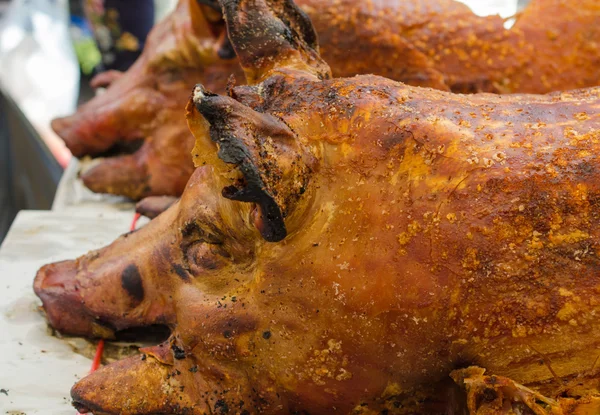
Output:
[
  {"xmin": 35, "ymin": 0, "xmax": 600, "ymax": 413},
  {"xmin": 53, "ymin": 0, "xmax": 600, "ymax": 200}
]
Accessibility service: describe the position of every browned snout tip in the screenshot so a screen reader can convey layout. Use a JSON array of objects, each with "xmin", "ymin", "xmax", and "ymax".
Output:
[
  {"xmin": 34, "ymin": 260, "xmax": 114, "ymax": 338},
  {"xmin": 80, "ymin": 155, "xmax": 148, "ymax": 200},
  {"xmin": 51, "ymin": 115, "xmax": 91, "ymax": 157}
]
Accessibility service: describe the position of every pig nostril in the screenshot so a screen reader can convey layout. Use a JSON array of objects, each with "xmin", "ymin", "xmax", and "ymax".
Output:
[
  {"xmin": 33, "ymin": 260, "xmax": 105, "ymax": 337},
  {"xmin": 34, "ymin": 261, "xmax": 79, "ymax": 292}
]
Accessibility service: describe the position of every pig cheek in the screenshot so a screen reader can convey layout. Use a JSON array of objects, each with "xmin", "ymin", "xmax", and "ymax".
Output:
[{"xmin": 186, "ymin": 242, "xmax": 228, "ymax": 276}]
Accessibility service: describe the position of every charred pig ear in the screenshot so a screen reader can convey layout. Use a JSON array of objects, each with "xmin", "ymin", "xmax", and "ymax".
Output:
[
  {"xmin": 187, "ymin": 84, "xmax": 316, "ymax": 242},
  {"xmin": 217, "ymin": 0, "xmax": 331, "ymax": 83}
]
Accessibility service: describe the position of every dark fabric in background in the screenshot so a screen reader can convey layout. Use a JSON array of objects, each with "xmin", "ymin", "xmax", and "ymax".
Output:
[
  {"xmin": 0, "ymin": 0, "xmax": 155, "ymax": 243},
  {"xmin": 0, "ymin": 90, "xmax": 62, "ymax": 245},
  {"xmin": 0, "ymin": 93, "xmax": 15, "ymax": 244},
  {"xmin": 93, "ymin": 0, "xmax": 155, "ymax": 72},
  {"xmin": 0, "ymin": 2, "xmax": 9, "ymax": 242}
]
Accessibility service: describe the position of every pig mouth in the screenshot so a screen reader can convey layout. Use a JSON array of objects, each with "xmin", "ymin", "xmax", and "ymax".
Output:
[{"xmin": 93, "ymin": 138, "xmax": 146, "ymax": 159}]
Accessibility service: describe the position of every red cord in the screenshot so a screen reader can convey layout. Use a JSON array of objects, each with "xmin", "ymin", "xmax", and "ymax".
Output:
[
  {"xmin": 90, "ymin": 339, "xmax": 105, "ymax": 372},
  {"xmin": 77, "ymin": 339, "xmax": 104, "ymax": 414},
  {"xmin": 130, "ymin": 212, "xmax": 141, "ymax": 232}
]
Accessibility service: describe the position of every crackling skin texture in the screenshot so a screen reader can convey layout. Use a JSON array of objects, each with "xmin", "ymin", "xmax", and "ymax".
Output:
[
  {"xmin": 52, "ymin": 0, "xmax": 600, "ymax": 200},
  {"xmin": 35, "ymin": 0, "xmax": 600, "ymax": 413}
]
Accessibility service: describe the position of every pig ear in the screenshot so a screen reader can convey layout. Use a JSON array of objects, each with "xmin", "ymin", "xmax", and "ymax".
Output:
[
  {"xmin": 217, "ymin": 0, "xmax": 331, "ymax": 83},
  {"xmin": 187, "ymin": 85, "xmax": 316, "ymax": 242}
]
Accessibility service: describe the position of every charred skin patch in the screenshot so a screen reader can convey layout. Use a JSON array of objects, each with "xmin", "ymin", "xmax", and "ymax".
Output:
[
  {"xmin": 193, "ymin": 87, "xmax": 288, "ymax": 242},
  {"xmin": 221, "ymin": 161, "xmax": 287, "ymax": 243},
  {"xmin": 181, "ymin": 220, "xmax": 222, "ymax": 244},
  {"xmin": 217, "ymin": 35, "xmax": 236, "ymax": 60},
  {"xmin": 280, "ymin": 0, "xmax": 318, "ymax": 49},
  {"xmin": 172, "ymin": 264, "xmax": 191, "ymax": 282},
  {"xmin": 220, "ymin": 0, "xmax": 329, "ymax": 81},
  {"xmin": 121, "ymin": 264, "xmax": 144, "ymax": 306},
  {"xmin": 182, "ymin": 221, "xmax": 203, "ymax": 238},
  {"xmin": 171, "ymin": 343, "xmax": 186, "ymax": 360},
  {"xmin": 214, "ymin": 399, "xmax": 229, "ymax": 414}
]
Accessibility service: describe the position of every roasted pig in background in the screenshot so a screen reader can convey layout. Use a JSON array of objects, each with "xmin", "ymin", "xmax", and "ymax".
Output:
[
  {"xmin": 35, "ymin": 0, "xmax": 600, "ymax": 413},
  {"xmin": 53, "ymin": 0, "xmax": 600, "ymax": 201}
]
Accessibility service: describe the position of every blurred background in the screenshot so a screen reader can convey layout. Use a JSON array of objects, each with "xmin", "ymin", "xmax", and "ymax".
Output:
[
  {"xmin": 0, "ymin": 0, "xmax": 525, "ymax": 243},
  {"xmin": 0, "ymin": 0, "xmax": 177, "ymax": 242}
]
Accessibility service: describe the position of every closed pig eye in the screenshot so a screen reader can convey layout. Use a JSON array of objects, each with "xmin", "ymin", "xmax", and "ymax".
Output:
[
  {"xmin": 186, "ymin": 241, "xmax": 230, "ymax": 275},
  {"xmin": 178, "ymin": 220, "xmax": 229, "ymax": 277}
]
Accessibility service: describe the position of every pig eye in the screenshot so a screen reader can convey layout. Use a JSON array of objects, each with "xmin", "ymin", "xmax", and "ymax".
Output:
[
  {"xmin": 180, "ymin": 221, "xmax": 230, "ymax": 277},
  {"xmin": 186, "ymin": 242, "xmax": 230, "ymax": 274}
]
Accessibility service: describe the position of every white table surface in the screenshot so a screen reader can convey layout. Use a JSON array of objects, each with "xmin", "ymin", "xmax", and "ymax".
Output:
[
  {"xmin": 460, "ymin": 0, "xmax": 518, "ymax": 18},
  {"xmin": 52, "ymin": 158, "xmax": 135, "ymax": 215},
  {"xmin": 0, "ymin": 210, "xmax": 138, "ymax": 415}
]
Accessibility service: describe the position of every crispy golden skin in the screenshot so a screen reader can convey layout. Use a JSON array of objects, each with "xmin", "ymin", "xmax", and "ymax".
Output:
[
  {"xmin": 35, "ymin": 0, "xmax": 600, "ymax": 413},
  {"xmin": 452, "ymin": 367, "xmax": 600, "ymax": 414},
  {"xmin": 53, "ymin": 0, "xmax": 600, "ymax": 200},
  {"xmin": 511, "ymin": 0, "xmax": 600, "ymax": 94}
]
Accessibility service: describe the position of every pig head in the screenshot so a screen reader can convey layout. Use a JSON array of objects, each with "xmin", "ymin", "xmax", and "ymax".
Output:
[{"xmin": 36, "ymin": 0, "xmax": 600, "ymax": 413}]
